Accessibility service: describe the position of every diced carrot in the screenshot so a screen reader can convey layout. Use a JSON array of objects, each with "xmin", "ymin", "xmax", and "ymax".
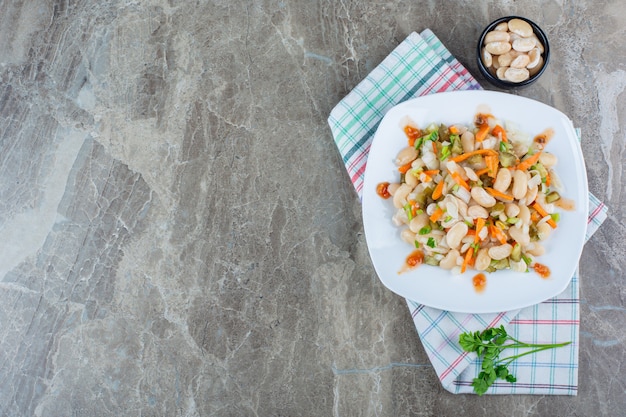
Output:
[
  {"xmin": 398, "ymin": 162, "xmax": 413, "ymax": 174},
  {"xmin": 475, "ymin": 218, "xmax": 486, "ymax": 242},
  {"xmin": 517, "ymin": 151, "xmax": 542, "ymax": 171},
  {"xmin": 404, "ymin": 125, "xmax": 421, "ymax": 147},
  {"xmin": 432, "ymin": 140, "xmax": 438, "ymax": 155},
  {"xmin": 461, "ymin": 247, "xmax": 474, "ymax": 273},
  {"xmin": 449, "ymin": 125, "xmax": 460, "ymax": 135},
  {"xmin": 485, "ymin": 187, "xmax": 514, "ymax": 202},
  {"xmin": 449, "ymin": 149, "xmax": 498, "ymax": 163},
  {"xmin": 475, "ymin": 168, "xmax": 490, "ymax": 177},
  {"xmin": 490, "ymin": 225, "xmax": 508, "ymax": 244},
  {"xmin": 531, "ymin": 211, "xmax": 541, "ymax": 223},
  {"xmin": 419, "ymin": 169, "xmax": 439, "ymax": 183},
  {"xmin": 468, "ymin": 252, "xmax": 476, "ymax": 267},
  {"xmin": 545, "ymin": 172, "xmax": 551, "ymax": 187},
  {"xmin": 492, "ymin": 124, "xmax": 507, "ymax": 143},
  {"xmin": 429, "ymin": 206, "xmax": 444, "ymax": 223},
  {"xmin": 450, "ymin": 172, "xmax": 470, "ymax": 191},
  {"xmin": 432, "ymin": 180, "xmax": 444, "ymax": 200},
  {"xmin": 475, "ymin": 124, "xmax": 490, "ymax": 142},
  {"xmin": 532, "ymin": 202, "xmax": 557, "ymax": 228},
  {"xmin": 485, "ymin": 154, "xmax": 499, "ymax": 178}
]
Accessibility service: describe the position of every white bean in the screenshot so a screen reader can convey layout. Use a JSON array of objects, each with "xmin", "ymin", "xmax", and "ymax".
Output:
[
  {"xmin": 497, "ymin": 51, "xmax": 517, "ymax": 67},
  {"xmin": 510, "ymin": 259, "xmax": 527, "ymax": 272},
  {"xmin": 536, "ymin": 222, "xmax": 552, "ymax": 241},
  {"xmin": 485, "ymin": 41, "xmax": 512, "ymax": 55},
  {"xmin": 488, "ymin": 243, "xmax": 513, "ymax": 260},
  {"xmin": 538, "ymin": 152, "xmax": 558, "ymax": 167},
  {"xmin": 464, "ymin": 166, "xmax": 479, "ymax": 182},
  {"xmin": 512, "ymin": 170, "xmax": 528, "ymax": 200},
  {"xmin": 440, "ymin": 249, "xmax": 460, "ymax": 270},
  {"xmin": 525, "ymin": 243, "xmax": 545, "ymax": 257},
  {"xmin": 471, "ymin": 186, "xmax": 497, "ymax": 208},
  {"xmin": 475, "ymin": 248, "xmax": 492, "ymax": 271},
  {"xmin": 405, "ymin": 171, "xmax": 418, "ymax": 187},
  {"xmin": 485, "ymin": 30, "xmax": 510, "ymax": 44},
  {"xmin": 461, "ymin": 131, "xmax": 475, "ymax": 153},
  {"xmin": 496, "ymin": 66, "xmax": 509, "ymax": 80},
  {"xmin": 504, "ymin": 67, "xmax": 530, "ymax": 83},
  {"xmin": 512, "ymin": 37, "xmax": 536, "ymax": 52},
  {"xmin": 401, "ymin": 229, "xmax": 416, "ymax": 245},
  {"xmin": 529, "ymin": 56, "xmax": 544, "ymax": 76},
  {"xmin": 505, "ymin": 203, "xmax": 520, "ymax": 218},
  {"xmin": 387, "ymin": 183, "xmax": 400, "ymax": 196},
  {"xmin": 481, "ymin": 47, "xmax": 492, "ymax": 67},
  {"xmin": 446, "ymin": 222, "xmax": 469, "ymax": 249},
  {"xmin": 518, "ymin": 204, "xmax": 531, "ymax": 225},
  {"xmin": 508, "ymin": 224, "xmax": 530, "ymax": 246},
  {"xmin": 510, "ymin": 53, "xmax": 531, "ymax": 68},
  {"xmin": 508, "ymin": 18, "xmax": 533, "ymax": 37},
  {"xmin": 524, "ymin": 186, "xmax": 538, "ymax": 205},
  {"xmin": 468, "ymin": 204, "xmax": 489, "ymax": 219},
  {"xmin": 409, "ymin": 212, "xmax": 430, "ymax": 233},
  {"xmin": 494, "ymin": 22, "xmax": 509, "ymax": 31},
  {"xmin": 493, "ymin": 168, "xmax": 512, "ymax": 193},
  {"xmin": 529, "ymin": 34, "xmax": 544, "ymax": 53},
  {"xmin": 396, "ymin": 146, "xmax": 418, "ymax": 166},
  {"xmin": 393, "ymin": 184, "xmax": 412, "ymax": 208},
  {"xmin": 527, "ymin": 48, "xmax": 542, "ymax": 69}
]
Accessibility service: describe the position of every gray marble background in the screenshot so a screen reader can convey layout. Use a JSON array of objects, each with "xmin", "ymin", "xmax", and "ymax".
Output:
[{"xmin": 0, "ymin": 1, "xmax": 624, "ymax": 416}]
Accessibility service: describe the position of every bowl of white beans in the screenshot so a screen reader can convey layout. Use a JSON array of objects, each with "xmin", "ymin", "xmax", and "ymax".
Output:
[{"xmin": 477, "ymin": 16, "xmax": 550, "ymax": 88}]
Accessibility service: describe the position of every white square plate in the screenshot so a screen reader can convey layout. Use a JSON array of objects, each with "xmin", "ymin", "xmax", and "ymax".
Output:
[{"xmin": 362, "ymin": 90, "xmax": 588, "ymax": 313}]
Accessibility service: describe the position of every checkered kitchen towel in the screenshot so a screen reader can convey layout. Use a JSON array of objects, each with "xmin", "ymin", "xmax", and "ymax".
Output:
[{"xmin": 328, "ymin": 29, "xmax": 608, "ymax": 395}]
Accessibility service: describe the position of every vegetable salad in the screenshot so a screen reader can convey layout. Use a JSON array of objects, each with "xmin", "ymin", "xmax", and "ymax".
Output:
[{"xmin": 377, "ymin": 112, "xmax": 568, "ymax": 275}]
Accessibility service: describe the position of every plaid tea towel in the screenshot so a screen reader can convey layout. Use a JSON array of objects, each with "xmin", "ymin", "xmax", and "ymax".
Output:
[{"xmin": 328, "ymin": 29, "xmax": 608, "ymax": 395}]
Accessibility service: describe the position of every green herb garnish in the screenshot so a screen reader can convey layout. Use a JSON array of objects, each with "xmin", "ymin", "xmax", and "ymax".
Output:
[
  {"xmin": 426, "ymin": 237, "xmax": 436, "ymax": 248},
  {"xmin": 403, "ymin": 203, "xmax": 414, "ymax": 221},
  {"xmin": 459, "ymin": 325, "xmax": 571, "ymax": 396},
  {"xmin": 439, "ymin": 145, "xmax": 451, "ymax": 161},
  {"xmin": 418, "ymin": 226, "xmax": 431, "ymax": 235}
]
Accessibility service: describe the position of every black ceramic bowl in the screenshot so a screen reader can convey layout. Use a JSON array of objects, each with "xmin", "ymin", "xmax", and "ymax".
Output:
[{"xmin": 477, "ymin": 16, "xmax": 550, "ymax": 88}]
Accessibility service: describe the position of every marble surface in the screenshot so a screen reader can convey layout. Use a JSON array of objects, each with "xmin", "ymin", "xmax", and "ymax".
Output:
[{"xmin": 0, "ymin": 1, "xmax": 624, "ymax": 416}]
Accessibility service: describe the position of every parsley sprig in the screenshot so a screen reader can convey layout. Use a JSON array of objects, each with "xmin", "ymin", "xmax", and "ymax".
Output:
[{"xmin": 459, "ymin": 325, "xmax": 571, "ymax": 395}]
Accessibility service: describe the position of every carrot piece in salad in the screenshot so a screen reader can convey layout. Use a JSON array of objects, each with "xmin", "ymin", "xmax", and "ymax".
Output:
[
  {"xmin": 450, "ymin": 172, "xmax": 470, "ymax": 191},
  {"xmin": 398, "ymin": 162, "xmax": 413, "ymax": 174},
  {"xmin": 419, "ymin": 169, "xmax": 440, "ymax": 183},
  {"xmin": 475, "ymin": 218, "xmax": 486, "ymax": 242},
  {"xmin": 449, "ymin": 149, "xmax": 498, "ymax": 163},
  {"xmin": 489, "ymin": 225, "xmax": 508, "ymax": 244},
  {"xmin": 404, "ymin": 125, "xmax": 421, "ymax": 147},
  {"xmin": 532, "ymin": 202, "xmax": 557, "ymax": 228},
  {"xmin": 432, "ymin": 180, "xmax": 445, "ymax": 200},
  {"xmin": 485, "ymin": 187, "xmax": 514, "ymax": 202},
  {"xmin": 449, "ymin": 125, "xmax": 460, "ymax": 135},
  {"xmin": 461, "ymin": 247, "xmax": 474, "ymax": 273},
  {"xmin": 516, "ymin": 151, "xmax": 542, "ymax": 171},
  {"xmin": 475, "ymin": 124, "xmax": 490, "ymax": 142},
  {"xmin": 484, "ymin": 154, "xmax": 499, "ymax": 178},
  {"xmin": 492, "ymin": 124, "xmax": 507, "ymax": 143},
  {"xmin": 429, "ymin": 206, "xmax": 444, "ymax": 223}
]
